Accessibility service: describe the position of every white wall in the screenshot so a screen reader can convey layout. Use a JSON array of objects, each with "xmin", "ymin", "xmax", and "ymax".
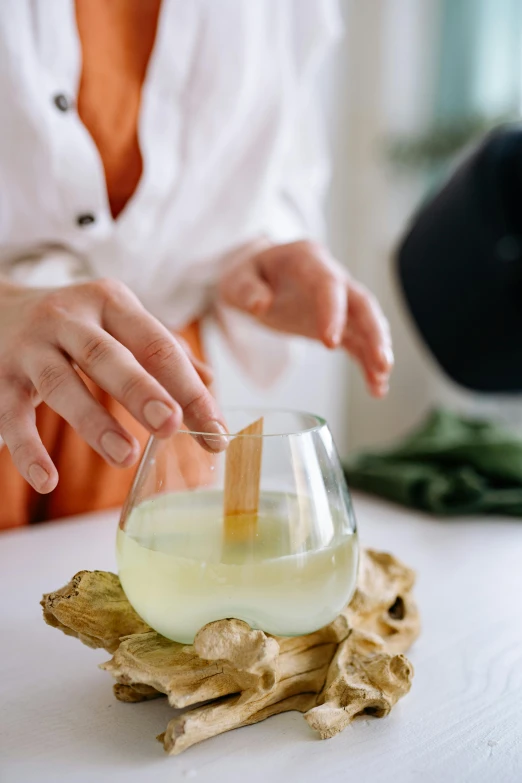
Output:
[
  {"xmin": 207, "ymin": 327, "xmax": 350, "ymax": 454},
  {"xmin": 208, "ymin": 0, "xmax": 486, "ymax": 458},
  {"xmin": 206, "ymin": 3, "xmax": 352, "ymax": 457},
  {"xmin": 339, "ymin": 0, "xmax": 447, "ymax": 452},
  {"xmin": 340, "ymin": 0, "xmax": 522, "ymax": 448}
]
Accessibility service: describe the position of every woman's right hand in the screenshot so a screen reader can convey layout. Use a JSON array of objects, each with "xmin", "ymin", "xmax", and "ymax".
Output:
[{"xmin": 0, "ymin": 278, "xmax": 228, "ymax": 493}]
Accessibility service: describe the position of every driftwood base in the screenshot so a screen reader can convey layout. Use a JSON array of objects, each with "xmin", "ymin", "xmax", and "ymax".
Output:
[{"xmin": 41, "ymin": 548, "xmax": 420, "ymax": 756}]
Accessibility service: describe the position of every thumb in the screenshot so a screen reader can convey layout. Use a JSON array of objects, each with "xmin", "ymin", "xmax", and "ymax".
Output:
[{"xmin": 220, "ymin": 261, "xmax": 273, "ymax": 316}]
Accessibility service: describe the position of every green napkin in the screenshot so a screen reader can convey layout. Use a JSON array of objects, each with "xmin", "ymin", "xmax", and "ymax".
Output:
[{"xmin": 344, "ymin": 408, "xmax": 522, "ymax": 516}]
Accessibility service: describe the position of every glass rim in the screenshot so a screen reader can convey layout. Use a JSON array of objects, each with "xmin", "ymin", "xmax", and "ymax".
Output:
[{"xmin": 176, "ymin": 407, "xmax": 328, "ymax": 438}]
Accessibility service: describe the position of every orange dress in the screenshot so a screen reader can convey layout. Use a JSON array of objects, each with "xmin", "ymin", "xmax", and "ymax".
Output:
[{"xmin": 0, "ymin": 0, "xmax": 205, "ymax": 530}]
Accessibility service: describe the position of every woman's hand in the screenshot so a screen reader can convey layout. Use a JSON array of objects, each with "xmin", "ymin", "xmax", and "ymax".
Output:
[
  {"xmin": 218, "ymin": 240, "xmax": 393, "ymax": 397},
  {"xmin": 0, "ymin": 278, "xmax": 227, "ymax": 493}
]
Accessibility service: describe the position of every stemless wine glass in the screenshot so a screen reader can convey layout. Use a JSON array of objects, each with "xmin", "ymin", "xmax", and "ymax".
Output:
[{"xmin": 117, "ymin": 409, "xmax": 359, "ymax": 644}]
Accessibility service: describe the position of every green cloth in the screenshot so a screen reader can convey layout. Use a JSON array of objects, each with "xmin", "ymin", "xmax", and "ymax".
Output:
[{"xmin": 344, "ymin": 409, "xmax": 522, "ymax": 516}]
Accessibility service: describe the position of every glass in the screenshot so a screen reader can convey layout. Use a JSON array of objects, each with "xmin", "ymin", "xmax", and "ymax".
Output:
[{"xmin": 117, "ymin": 409, "xmax": 359, "ymax": 643}]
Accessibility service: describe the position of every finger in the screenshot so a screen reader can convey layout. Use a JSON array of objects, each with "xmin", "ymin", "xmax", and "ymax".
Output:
[
  {"xmin": 0, "ymin": 385, "xmax": 58, "ymax": 492},
  {"xmin": 347, "ymin": 283, "xmax": 394, "ymax": 373},
  {"xmin": 191, "ymin": 356, "xmax": 214, "ymax": 387},
  {"xmin": 101, "ymin": 296, "xmax": 228, "ymax": 451},
  {"xmin": 220, "ymin": 261, "xmax": 273, "ymax": 316},
  {"xmin": 59, "ymin": 322, "xmax": 182, "ymax": 438},
  {"xmin": 343, "ymin": 331, "xmax": 390, "ymax": 397},
  {"xmin": 314, "ymin": 276, "xmax": 348, "ymax": 348},
  {"xmin": 26, "ymin": 350, "xmax": 140, "ymax": 467},
  {"xmin": 176, "ymin": 335, "xmax": 214, "ymax": 387}
]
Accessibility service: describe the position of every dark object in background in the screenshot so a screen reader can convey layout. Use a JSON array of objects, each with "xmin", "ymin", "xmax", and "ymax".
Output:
[
  {"xmin": 397, "ymin": 124, "xmax": 522, "ymax": 392},
  {"xmin": 344, "ymin": 409, "xmax": 522, "ymax": 517}
]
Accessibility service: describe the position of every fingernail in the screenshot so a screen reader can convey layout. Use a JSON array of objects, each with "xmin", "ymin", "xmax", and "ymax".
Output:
[
  {"xmin": 201, "ymin": 421, "xmax": 229, "ymax": 452},
  {"xmin": 28, "ymin": 463, "xmax": 49, "ymax": 491},
  {"xmin": 144, "ymin": 400, "xmax": 174, "ymax": 430},
  {"xmin": 247, "ymin": 298, "xmax": 263, "ymax": 314},
  {"xmin": 248, "ymin": 294, "xmax": 270, "ymax": 314},
  {"xmin": 101, "ymin": 431, "xmax": 133, "ymax": 464},
  {"xmin": 326, "ymin": 328, "xmax": 342, "ymax": 348},
  {"xmin": 380, "ymin": 346, "xmax": 394, "ymax": 367}
]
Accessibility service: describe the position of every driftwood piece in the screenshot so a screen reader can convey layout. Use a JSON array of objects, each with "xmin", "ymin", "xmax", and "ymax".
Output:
[
  {"xmin": 41, "ymin": 570, "xmax": 151, "ymax": 653},
  {"xmin": 41, "ymin": 548, "xmax": 420, "ymax": 755}
]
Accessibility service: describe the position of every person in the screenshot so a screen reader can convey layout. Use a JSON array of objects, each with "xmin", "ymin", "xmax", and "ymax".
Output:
[
  {"xmin": 0, "ymin": 0, "xmax": 393, "ymax": 530},
  {"xmin": 397, "ymin": 124, "xmax": 522, "ymax": 393}
]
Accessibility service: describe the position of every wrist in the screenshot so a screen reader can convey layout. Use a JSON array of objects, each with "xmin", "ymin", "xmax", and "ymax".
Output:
[
  {"xmin": 218, "ymin": 236, "xmax": 273, "ymax": 280},
  {"xmin": 215, "ymin": 236, "xmax": 273, "ymax": 310}
]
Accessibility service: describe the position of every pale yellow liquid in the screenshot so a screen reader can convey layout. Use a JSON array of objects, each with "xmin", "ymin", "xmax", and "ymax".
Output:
[{"xmin": 117, "ymin": 491, "xmax": 358, "ymax": 643}]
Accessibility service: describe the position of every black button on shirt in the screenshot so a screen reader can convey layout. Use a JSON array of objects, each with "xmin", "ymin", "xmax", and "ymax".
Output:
[
  {"xmin": 76, "ymin": 213, "xmax": 96, "ymax": 227},
  {"xmin": 53, "ymin": 94, "xmax": 72, "ymax": 112}
]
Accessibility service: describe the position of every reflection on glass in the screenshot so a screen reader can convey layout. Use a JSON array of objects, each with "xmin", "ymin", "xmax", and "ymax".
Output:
[{"xmin": 117, "ymin": 410, "xmax": 359, "ymax": 644}]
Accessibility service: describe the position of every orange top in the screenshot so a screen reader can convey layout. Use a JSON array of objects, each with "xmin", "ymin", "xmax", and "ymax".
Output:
[{"xmin": 75, "ymin": 0, "xmax": 162, "ymax": 218}]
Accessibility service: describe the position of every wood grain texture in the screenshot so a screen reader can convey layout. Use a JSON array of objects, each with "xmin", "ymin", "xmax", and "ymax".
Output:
[
  {"xmin": 223, "ymin": 417, "xmax": 264, "ymax": 516},
  {"xmin": 223, "ymin": 417, "xmax": 264, "ymax": 547}
]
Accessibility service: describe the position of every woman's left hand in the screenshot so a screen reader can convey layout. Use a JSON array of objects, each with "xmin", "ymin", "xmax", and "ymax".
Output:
[{"xmin": 218, "ymin": 240, "xmax": 393, "ymax": 397}]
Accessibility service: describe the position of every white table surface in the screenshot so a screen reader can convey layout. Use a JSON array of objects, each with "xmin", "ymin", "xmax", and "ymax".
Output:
[{"xmin": 1, "ymin": 494, "xmax": 522, "ymax": 783}]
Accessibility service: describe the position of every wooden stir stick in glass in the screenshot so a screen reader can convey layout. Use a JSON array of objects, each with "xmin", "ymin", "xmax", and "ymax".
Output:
[{"xmin": 222, "ymin": 418, "xmax": 264, "ymax": 554}]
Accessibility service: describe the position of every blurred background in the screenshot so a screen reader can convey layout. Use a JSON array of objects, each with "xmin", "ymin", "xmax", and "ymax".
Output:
[{"xmin": 208, "ymin": 0, "xmax": 522, "ymax": 458}]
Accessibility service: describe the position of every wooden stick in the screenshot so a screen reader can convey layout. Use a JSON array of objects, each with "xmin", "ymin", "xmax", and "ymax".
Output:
[{"xmin": 222, "ymin": 417, "xmax": 264, "ymax": 547}]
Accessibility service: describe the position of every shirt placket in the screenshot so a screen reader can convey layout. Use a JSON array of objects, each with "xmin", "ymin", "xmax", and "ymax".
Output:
[
  {"xmin": 32, "ymin": 0, "xmax": 113, "ymax": 248},
  {"xmin": 111, "ymin": 0, "xmax": 201, "ymax": 254}
]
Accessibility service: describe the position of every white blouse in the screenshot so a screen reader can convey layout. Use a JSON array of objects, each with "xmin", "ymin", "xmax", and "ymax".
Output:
[{"xmin": 0, "ymin": 0, "xmax": 342, "ymax": 384}]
